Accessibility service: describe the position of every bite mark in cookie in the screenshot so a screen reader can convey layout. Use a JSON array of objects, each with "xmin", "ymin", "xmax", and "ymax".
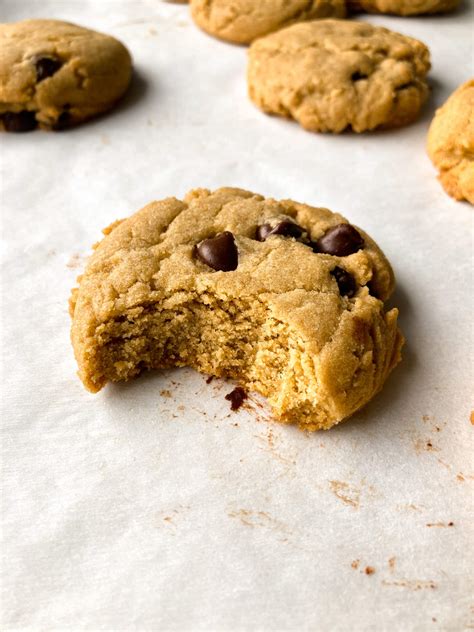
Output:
[{"xmin": 69, "ymin": 187, "xmax": 403, "ymax": 431}]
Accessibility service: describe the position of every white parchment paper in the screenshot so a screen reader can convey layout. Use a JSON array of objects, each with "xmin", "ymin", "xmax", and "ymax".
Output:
[{"xmin": 1, "ymin": 1, "xmax": 473, "ymax": 630}]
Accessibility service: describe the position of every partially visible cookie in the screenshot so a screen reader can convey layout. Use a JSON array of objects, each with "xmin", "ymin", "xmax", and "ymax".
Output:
[
  {"xmin": 247, "ymin": 19, "xmax": 431, "ymax": 133},
  {"xmin": 190, "ymin": 0, "xmax": 346, "ymax": 45},
  {"xmin": 347, "ymin": 0, "xmax": 459, "ymax": 15},
  {"xmin": 427, "ymin": 80, "xmax": 474, "ymax": 205},
  {"xmin": 70, "ymin": 187, "xmax": 403, "ymax": 431},
  {"xmin": 0, "ymin": 19, "xmax": 132, "ymax": 132}
]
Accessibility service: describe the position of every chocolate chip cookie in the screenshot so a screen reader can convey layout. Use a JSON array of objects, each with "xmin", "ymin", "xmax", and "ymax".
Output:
[
  {"xmin": 347, "ymin": 0, "xmax": 459, "ymax": 15},
  {"xmin": 70, "ymin": 187, "xmax": 403, "ymax": 431},
  {"xmin": 190, "ymin": 0, "xmax": 346, "ymax": 45},
  {"xmin": 427, "ymin": 79, "xmax": 474, "ymax": 205},
  {"xmin": 0, "ymin": 19, "xmax": 132, "ymax": 132},
  {"xmin": 247, "ymin": 19, "xmax": 431, "ymax": 133}
]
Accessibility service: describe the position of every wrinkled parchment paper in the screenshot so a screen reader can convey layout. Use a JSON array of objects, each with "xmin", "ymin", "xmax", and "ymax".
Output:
[{"xmin": 1, "ymin": 1, "xmax": 473, "ymax": 629}]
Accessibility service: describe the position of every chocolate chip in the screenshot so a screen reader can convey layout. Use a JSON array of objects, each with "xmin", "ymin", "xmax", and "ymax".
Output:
[
  {"xmin": 35, "ymin": 56, "xmax": 62, "ymax": 82},
  {"xmin": 256, "ymin": 220, "xmax": 303, "ymax": 242},
  {"xmin": 331, "ymin": 266, "xmax": 357, "ymax": 298},
  {"xmin": 225, "ymin": 387, "xmax": 247, "ymax": 411},
  {"xmin": 315, "ymin": 224, "xmax": 364, "ymax": 257},
  {"xmin": 195, "ymin": 231, "xmax": 238, "ymax": 271},
  {"xmin": 52, "ymin": 111, "xmax": 71, "ymax": 131},
  {"xmin": 2, "ymin": 111, "xmax": 37, "ymax": 132},
  {"xmin": 351, "ymin": 71, "xmax": 368, "ymax": 81}
]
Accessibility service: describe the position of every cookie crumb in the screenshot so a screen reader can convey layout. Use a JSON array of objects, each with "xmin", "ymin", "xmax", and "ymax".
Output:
[
  {"xmin": 365, "ymin": 566, "xmax": 376, "ymax": 575},
  {"xmin": 351, "ymin": 559, "xmax": 360, "ymax": 569},
  {"xmin": 225, "ymin": 387, "xmax": 247, "ymax": 411}
]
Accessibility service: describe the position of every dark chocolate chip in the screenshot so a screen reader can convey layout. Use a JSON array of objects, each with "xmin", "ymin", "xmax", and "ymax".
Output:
[
  {"xmin": 52, "ymin": 111, "xmax": 71, "ymax": 131},
  {"xmin": 351, "ymin": 71, "xmax": 368, "ymax": 81},
  {"xmin": 195, "ymin": 231, "xmax": 238, "ymax": 272},
  {"xmin": 256, "ymin": 220, "xmax": 303, "ymax": 242},
  {"xmin": 2, "ymin": 110, "xmax": 37, "ymax": 132},
  {"xmin": 315, "ymin": 224, "xmax": 364, "ymax": 257},
  {"xmin": 35, "ymin": 56, "xmax": 62, "ymax": 82},
  {"xmin": 225, "ymin": 387, "xmax": 247, "ymax": 411},
  {"xmin": 331, "ymin": 266, "xmax": 357, "ymax": 298}
]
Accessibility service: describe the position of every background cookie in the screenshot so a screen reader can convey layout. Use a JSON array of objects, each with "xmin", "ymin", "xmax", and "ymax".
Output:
[
  {"xmin": 0, "ymin": 19, "xmax": 132, "ymax": 131},
  {"xmin": 190, "ymin": 0, "xmax": 346, "ymax": 45},
  {"xmin": 347, "ymin": 0, "xmax": 460, "ymax": 15},
  {"xmin": 427, "ymin": 79, "xmax": 474, "ymax": 205},
  {"xmin": 248, "ymin": 19, "xmax": 431, "ymax": 133},
  {"xmin": 70, "ymin": 187, "xmax": 402, "ymax": 431}
]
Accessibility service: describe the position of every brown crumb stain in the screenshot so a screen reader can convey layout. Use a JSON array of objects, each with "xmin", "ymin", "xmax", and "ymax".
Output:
[
  {"xmin": 365, "ymin": 566, "xmax": 376, "ymax": 575},
  {"xmin": 382, "ymin": 579, "xmax": 437, "ymax": 591},
  {"xmin": 414, "ymin": 438, "xmax": 440, "ymax": 454},
  {"xmin": 388, "ymin": 557, "xmax": 396, "ymax": 572},
  {"xmin": 329, "ymin": 481, "xmax": 361, "ymax": 508},
  {"xmin": 160, "ymin": 389, "xmax": 172, "ymax": 398},
  {"xmin": 254, "ymin": 428, "xmax": 296, "ymax": 467},
  {"xmin": 397, "ymin": 503, "xmax": 425, "ymax": 513},
  {"xmin": 66, "ymin": 253, "xmax": 83, "ymax": 269},
  {"xmin": 426, "ymin": 522, "xmax": 454, "ymax": 528},
  {"xmin": 351, "ymin": 559, "xmax": 360, "ymax": 570},
  {"xmin": 205, "ymin": 375, "xmax": 214, "ymax": 384},
  {"xmin": 455, "ymin": 472, "xmax": 474, "ymax": 482},
  {"xmin": 227, "ymin": 509, "xmax": 291, "ymax": 536},
  {"xmin": 155, "ymin": 505, "xmax": 190, "ymax": 532},
  {"xmin": 177, "ymin": 404, "xmax": 185, "ymax": 412}
]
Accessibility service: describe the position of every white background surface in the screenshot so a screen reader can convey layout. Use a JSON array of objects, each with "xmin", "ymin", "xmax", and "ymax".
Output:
[{"xmin": 1, "ymin": 1, "xmax": 473, "ymax": 630}]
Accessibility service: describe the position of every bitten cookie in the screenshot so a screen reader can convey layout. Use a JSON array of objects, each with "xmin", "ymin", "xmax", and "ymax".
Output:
[
  {"xmin": 70, "ymin": 187, "xmax": 403, "ymax": 431},
  {"xmin": 0, "ymin": 19, "xmax": 132, "ymax": 132},
  {"xmin": 347, "ymin": 0, "xmax": 459, "ymax": 15},
  {"xmin": 248, "ymin": 19, "xmax": 431, "ymax": 133},
  {"xmin": 427, "ymin": 80, "xmax": 474, "ymax": 205},
  {"xmin": 190, "ymin": 0, "xmax": 346, "ymax": 45}
]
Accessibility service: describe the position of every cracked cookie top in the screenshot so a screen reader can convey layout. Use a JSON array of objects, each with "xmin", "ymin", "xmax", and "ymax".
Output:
[
  {"xmin": 70, "ymin": 186, "xmax": 395, "ymax": 348},
  {"xmin": 190, "ymin": 0, "xmax": 346, "ymax": 45},
  {"xmin": 247, "ymin": 19, "xmax": 431, "ymax": 133},
  {"xmin": 0, "ymin": 19, "xmax": 132, "ymax": 131}
]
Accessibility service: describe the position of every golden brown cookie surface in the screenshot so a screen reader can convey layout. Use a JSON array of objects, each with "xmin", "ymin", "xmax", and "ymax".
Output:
[
  {"xmin": 247, "ymin": 19, "xmax": 431, "ymax": 133},
  {"xmin": 70, "ymin": 187, "xmax": 403, "ymax": 431},
  {"xmin": 190, "ymin": 0, "xmax": 346, "ymax": 45},
  {"xmin": 427, "ymin": 79, "xmax": 474, "ymax": 205},
  {"xmin": 348, "ymin": 0, "xmax": 459, "ymax": 15},
  {"xmin": 0, "ymin": 19, "xmax": 132, "ymax": 131}
]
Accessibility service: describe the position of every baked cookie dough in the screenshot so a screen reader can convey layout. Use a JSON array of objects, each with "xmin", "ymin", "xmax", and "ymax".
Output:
[
  {"xmin": 0, "ymin": 19, "xmax": 132, "ymax": 132},
  {"xmin": 427, "ymin": 79, "xmax": 474, "ymax": 205},
  {"xmin": 347, "ymin": 0, "xmax": 459, "ymax": 15},
  {"xmin": 70, "ymin": 187, "xmax": 403, "ymax": 431},
  {"xmin": 190, "ymin": 0, "xmax": 346, "ymax": 45},
  {"xmin": 247, "ymin": 19, "xmax": 431, "ymax": 133}
]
